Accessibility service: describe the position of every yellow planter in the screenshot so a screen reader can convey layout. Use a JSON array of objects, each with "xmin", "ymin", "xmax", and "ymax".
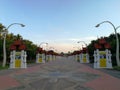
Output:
[
  {"xmin": 15, "ymin": 60, "xmax": 21, "ymax": 68},
  {"xmin": 83, "ymin": 58, "xmax": 86, "ymax": 63},
  {"xmin": 83, "ymin": 54, "xmax": 86, "ymax": 63},
  {"xmin": 100, "ymin": 59, "xmax": 106, "ymax": 67},
  {"xmin": 39, "ymin": 58, "xmax": 42, "ymax": 62},
  {"xmin": 77, "ymin": 56, "xmax": 79, "ymax": 61}
]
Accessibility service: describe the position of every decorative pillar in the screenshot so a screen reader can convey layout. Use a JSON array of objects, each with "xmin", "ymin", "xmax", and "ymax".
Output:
[
  {"xmin": 93, "ymin": 38, "xmax": 112, "ymax": 68},
  {"xmin": 9, "ymin": 39, "xmax": 27, "ymax": 68},
  {"xmin": 46, "ymin": 50, "xmax": 55, "ymax": 61},
  {"xmin": 80, "ymin": 48, "xmax": 89, "ymax": 63},
  {"xmin": 36, "ymin": 47, "xmax": 45, "ymax": 63}
]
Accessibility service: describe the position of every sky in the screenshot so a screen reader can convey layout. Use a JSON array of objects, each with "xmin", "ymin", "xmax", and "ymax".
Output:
[{"xmin": 0, "ymin": 0, "xmax": 120, "ymax": 53}]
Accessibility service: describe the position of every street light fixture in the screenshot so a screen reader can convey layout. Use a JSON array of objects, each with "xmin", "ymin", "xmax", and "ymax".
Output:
[
  {"xmin": 95, "ymin": 21, "xmax": 120, "ymax": 66},
  {"xmin": 77, "ymin": 41, "xmax": 87, "ymax": 47},
  {"xmin": 1, "ymin": 23, "xmax": 25, "ymax": 67},
  {"xmin": 39, "ymin": 42, "xmax": 48, "ymax": 50},
  {"xmin": 49, "ymin": 47, "xmax": 54, "ymax": 51},
  {"xmin": 73, "ymin": 46, "xmax": 80, "ymax": 50}
]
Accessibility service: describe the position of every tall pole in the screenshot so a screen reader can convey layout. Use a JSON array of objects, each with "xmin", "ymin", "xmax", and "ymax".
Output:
[
  {"xmin": 39, "ymin": 42, "xmax": 48, "ymax": 62},
  {"xmin": 49, "ymin": 47, "xmax": 54, "ymax": 51},
  {"xmin": 2, "ymin": 23, "xmax": 25, "ymax": 67},
  {"xmin": 95, "ymin": 21, "xmax": 120, "ymax": 66},
  {"xmin": 3, "ymin": 30, "xmax": 7, "ymax": 67},
  {"xmin": 77, "ymin": 41, "xmax": 87, "ymax": 47},
  {"xmin": 73, "ymin": 46, "xmax": 80, "ymax": 50},
  {"xmin": 39, "ymin": 42, "xmax": 48, "ymax": 50}
]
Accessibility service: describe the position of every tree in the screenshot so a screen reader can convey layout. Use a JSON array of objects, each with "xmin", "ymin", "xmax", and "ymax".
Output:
[
  {"xmin": 0, "ymin": 23, "xmax": 6, "ymax": 66},
  {"xmin": 23, "ymin": 39, "xmax": 37, "ymax": 62},
  {"xmin": 0, "ymin": 23, "xmax": 5, "ymax": 39}
]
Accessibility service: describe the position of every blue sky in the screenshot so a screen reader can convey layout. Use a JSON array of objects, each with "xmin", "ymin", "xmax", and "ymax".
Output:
[{"xmin": 0, "ymin": 0, "xmax": 120, "ymax": 53}]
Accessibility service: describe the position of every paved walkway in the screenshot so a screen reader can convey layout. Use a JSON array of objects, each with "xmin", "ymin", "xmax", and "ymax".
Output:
[
  {"xmin": 85, "ymin": 63, "xmax": 120, "ymax": 79},
  {"xmin": 0, "ymin": 56, "xmax": 120, "ymax": 90}
]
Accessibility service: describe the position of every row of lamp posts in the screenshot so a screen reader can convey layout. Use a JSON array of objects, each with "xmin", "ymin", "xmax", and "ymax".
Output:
[
  {"xmin": 0, "ymin": 21, "xmax": 120, "ymax": 67},
  {"xmin": 36, "ymin": 44, "xmax": 58, "ymax": 63}
]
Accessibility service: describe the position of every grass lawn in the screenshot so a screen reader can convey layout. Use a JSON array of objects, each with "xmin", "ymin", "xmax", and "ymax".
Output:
[{"xmin": 0, "ymin": 64, "xmax": 9, "ymax": 70}]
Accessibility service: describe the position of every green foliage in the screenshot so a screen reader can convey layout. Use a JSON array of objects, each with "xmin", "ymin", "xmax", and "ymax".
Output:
[
  {"xmin": 0, "ymin": 23, "xmax": 5, "ymax": 31},
  {"xmin": 0, "ymin": 64, "xmax": 9, "ymax": 70},
  {"xmin": 113, "ymin": 66, "xmax": 120, "ymax": 71},
  {"xmin": 0, "ymin": 23, "xmax": 5, "ymax": 62},
  {"xmin": 23, "ymin": 39, "xmax": 37, "ymax": 61},
  {"xmin": 87, "ymin": 40, "xmax": 97, "ymax": 63}
]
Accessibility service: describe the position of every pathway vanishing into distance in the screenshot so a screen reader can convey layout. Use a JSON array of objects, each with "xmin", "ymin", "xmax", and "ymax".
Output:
[{"xmin": 0, "ymin": 56, "xmax": 120, "ymax": 90}]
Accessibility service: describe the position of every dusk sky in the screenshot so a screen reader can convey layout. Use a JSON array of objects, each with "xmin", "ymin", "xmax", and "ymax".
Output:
[{"xmin": 0, "ymin": 0, "xmax": 120, "ymax": 53}]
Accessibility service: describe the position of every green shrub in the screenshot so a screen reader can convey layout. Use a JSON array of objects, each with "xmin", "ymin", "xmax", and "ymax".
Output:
[
  {"xmin": 0, "ymin": 64, "xmax": 9, "ymax": 70},
  {"xmin": 113, "ymin": 66, "xmax": 120, "ymax": 71}
]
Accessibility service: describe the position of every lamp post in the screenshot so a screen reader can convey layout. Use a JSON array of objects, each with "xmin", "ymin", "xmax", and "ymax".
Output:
[
  {"xmin": 39, "ymin": 42, "xmax": 48, "ymax": 62},
  {"xmin": 73, "ymin": 46, "xmax": 80, "ymax": 50},
  {"xmin": 39, "ymin": 42, "xmax": 48, "ymax": 50},
  {"xmin": 49, "ymin": 47, "xmax": 55, "ymax": 51},
  {"xmin": 1, "ymin": 23, "xmax": 25, "ymax": 67},
  {"xmin": 77, "ymin": 41, "xmax": 87, "ymax": 47},
  {"xmin": 95, "ymin": 21, "xmax": 120, "ymax": 66}
]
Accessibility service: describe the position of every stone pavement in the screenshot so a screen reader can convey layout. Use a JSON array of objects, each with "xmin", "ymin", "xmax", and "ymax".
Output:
[
  {"xmin": 85, "ymin": 63, "xmax": 120, "ymax": 79},
  {"xmin": 0, "ymin": 56, "xmax": 120, "ymax": 90}
]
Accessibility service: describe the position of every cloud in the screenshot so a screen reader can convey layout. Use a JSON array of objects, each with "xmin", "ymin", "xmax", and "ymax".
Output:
[
  {"xmin": 34, "ymin": 36, "xmax": 98, "ymax": 53},
  {"xmin": 49, "ymin": 43, "xmax": 74, "ymax": 53},
  {"xmin": 68, "ymin": 36, "xmax": 97, "ymax": 43}
]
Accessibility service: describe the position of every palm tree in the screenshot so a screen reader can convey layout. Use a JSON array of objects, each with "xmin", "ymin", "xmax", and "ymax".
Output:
[
  {"xmin": 0, "ymin": 23, "xmax": 5, "ymax": 31},
  {"xmin": 0, "ymin": 23, "xmax": 5, "ymax": 38}
]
